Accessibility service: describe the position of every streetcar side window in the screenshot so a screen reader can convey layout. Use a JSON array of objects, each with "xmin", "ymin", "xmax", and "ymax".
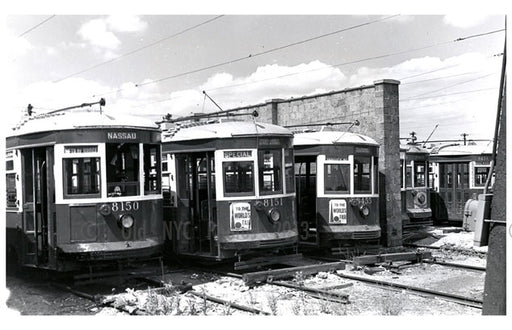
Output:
[
  {"xmin": 414, "ymin": 161, "xmax": 427, "ymax": 187},
  {"xmin": 258, "ymin": 149, "xmax": 283, "ymax": 195},
  {"xmin": 405, "ymin": 163, "xmax": 412, "ymax": 188},
  {"xmin": 6, "ymin": 173, "xmax": 17, "ymax": 208},
  {"xmin": 373, "ymin": 156, "xmax": 379, "ymax": 194},
  {"xmin": 400, "ymin": 159, "xmax": 404, "ymax": 189},
  {"xmin": 284, "ymin": 148, "xmax": 295, "ymax": 193},
  {"xmin": 63, "ymin": 158, "xmax": 101, "ymax": 197},
  {"xmin": 144, "ymin": 144, "xmax": 161, "ymax": 194},
  {"xmin": 324, "ymin": 164, "xmax": 350, "ymax": 194},
  {"xmin": 354, "ymin": 156, "xmax": 371, "ymax": 194},
  {"xmin": 106, "ymin": 143, "xmax": 140, "ymax": 197},
  {"xmin": 223, "ymin": 161, "xmax": 254, "ymax": 196}
]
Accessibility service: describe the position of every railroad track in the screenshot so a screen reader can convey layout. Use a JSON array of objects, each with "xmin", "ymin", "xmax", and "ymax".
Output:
[
  {"xmin": 50, "ymin": 253, "xmax": 485, "ymax": 315},
  {"xmin": 335, "ymin": 272, "xmax": 483, "ymax": 309}
]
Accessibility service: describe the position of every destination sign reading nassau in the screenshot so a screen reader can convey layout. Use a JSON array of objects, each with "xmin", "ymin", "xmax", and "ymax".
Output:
[
  {"xmin": 107, "ymin": 132, "xmax": 137, "ymax": 140},
  {"xmin": 224, "ymin": 150, "xmax": 252, "ymax": 158}
]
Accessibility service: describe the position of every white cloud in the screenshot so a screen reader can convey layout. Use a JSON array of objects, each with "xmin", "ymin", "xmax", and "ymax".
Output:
[
  {"xmin": 106, "ymin": 15, "xmax": 148, "ymax": 33},
  {"xmin": 5, "ymin": 52, "xmax": 500, "ymax": 142},
  {"xmin": 5, "ymin": 34, "xmax": 33, "ymax": 60},
  {"xmin": 78, "ymin": 18, "xmax": 121, "ymax": 50},
  {"xmin": 443, "ymin": 15, "xmax": 489, "ymax": 28}
]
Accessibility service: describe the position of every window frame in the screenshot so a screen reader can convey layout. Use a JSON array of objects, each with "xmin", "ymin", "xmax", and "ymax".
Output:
[
  {"xmin": 258, "ymin": 148, "xmax": 284, "ymax": 196},
  {"xmin": 60, "ymin": 144, "xmax": 103, "ymax": 200},
  {"xmin": 106, "ymin": 142, "xmax": 141, "ymax": 198},
  {"xmin": 353, "ymin": 155, "xmax": 372, "ymax": 194}
]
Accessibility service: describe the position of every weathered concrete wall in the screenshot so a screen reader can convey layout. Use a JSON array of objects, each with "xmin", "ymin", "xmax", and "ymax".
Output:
[{"xmin": 224, "ymin": 79, "xmax": 402, "ymax": 247}]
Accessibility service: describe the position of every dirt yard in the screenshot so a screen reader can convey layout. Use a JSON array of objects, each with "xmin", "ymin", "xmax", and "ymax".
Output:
[{"xmin": 4, "ymin": 227, "xmax": 488, "ymax": 316}]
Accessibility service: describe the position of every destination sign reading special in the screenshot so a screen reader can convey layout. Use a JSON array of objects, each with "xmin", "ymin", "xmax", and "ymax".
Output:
[
  {"xmin": 107, "ymin": 132, "xmax": 137, "ymax": 140},
  {"xmin": 224, "ymin": 150, "xmax": 252, "ymax": 159}
]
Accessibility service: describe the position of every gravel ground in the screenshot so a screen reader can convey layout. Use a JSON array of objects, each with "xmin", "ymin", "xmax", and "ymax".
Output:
[{"xmin": 4, "ymin": 227, "xmax": 489, "ymax": 316}]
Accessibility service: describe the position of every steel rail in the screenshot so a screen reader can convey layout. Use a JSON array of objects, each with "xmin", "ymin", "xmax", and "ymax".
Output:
[
  {"xmin": 335, "ymin": 272, "xmax": 483, "ymax": 309},
  {"xmin": 404, "ymin": 243, "xmax": 487, "ymax": 255},
  {"xmin": 188, "ymin": 290, "xmax": 270, "ymax": 315},
  {"xmin": 423, "ymin": 259, "xmax": 486, "ymax": 272}
]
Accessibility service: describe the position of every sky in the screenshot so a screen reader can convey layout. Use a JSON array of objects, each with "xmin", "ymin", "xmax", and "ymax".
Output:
[{"xmin": 1, "ymin": 2, "xmax": 508, "ymax": 143}]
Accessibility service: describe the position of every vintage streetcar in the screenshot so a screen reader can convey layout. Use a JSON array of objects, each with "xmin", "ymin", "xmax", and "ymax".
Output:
[
  {"xmin": 161, "ymin": 119, "xmax": 298, "ymax": 261},
  {"xmin": 293, "ymin": 130, "xmax": 381, "ymax": 249},
  {"xmin": 5, "ymin": 101, "xmax": 164, "ymax": 272},
  {"xmin": 400, "ymin": 143, "xmax": 432, "ymax": 228},
  {"xmin": 429, "ymin": 143, "xmax": 494, "ymax": 225}
]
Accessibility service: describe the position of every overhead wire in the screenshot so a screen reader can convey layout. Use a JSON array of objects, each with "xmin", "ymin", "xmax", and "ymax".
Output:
[
  {"xmin": 17, "ymin": 15, "xmax": 56, "ymax": 38},
  {"xmin": 401, "ymin": 72, "xmax": 496, "ymax": 100},
  {"xmin": 92, "ymin": 15, "xmax": 401, "ymax": 97},
  {"xmin": 129, "ymin": 32, "xmax": 503, "ymax": 109},
  {"xmin": 54, "ymin": 15, "xmax": 225, "ymax": 83}
]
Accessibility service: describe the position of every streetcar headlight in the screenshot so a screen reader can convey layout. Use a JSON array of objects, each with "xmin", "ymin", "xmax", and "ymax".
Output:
[
  {"xmin": 99, "ymin": 203, "xmax": 111, "ymax": 216},
  {"xmin": 120, "ymin": 214, "xmax": 134, "ymax": 229},
  {"xmin": 359, "ymin": 205, "xmax": 370, "ymax": 218},
  {"xmin": 268, "ymin": 208, "xmax": 281, "ymax": 223},
  {"xmin": 416, "ymin": 192, "xmax": 427, "ymax": 206}
]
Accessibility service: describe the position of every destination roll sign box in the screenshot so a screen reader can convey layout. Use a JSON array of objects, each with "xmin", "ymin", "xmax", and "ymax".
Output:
[{"xmin": 106, "ymin": 131, "xmax": 137, "ymax": 141}]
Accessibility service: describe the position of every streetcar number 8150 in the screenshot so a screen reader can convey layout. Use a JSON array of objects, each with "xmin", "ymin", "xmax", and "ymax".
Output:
[{"xmin": 111, "ymin": 201, "xmax": 139, "ymax": 212}]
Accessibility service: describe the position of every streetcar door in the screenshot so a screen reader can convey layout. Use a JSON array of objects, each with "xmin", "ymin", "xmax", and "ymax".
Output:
[
  {"xmin": 21, "ymin": 147, "xmax": 51, "ymax": 265},
  {"xmin": 176, "ymin": 152, "xmax": 216, "ymax": 256},
  {"xmin": 295, "ymin": 156, "xmax": 318, "ymax": 244},
  {"xmin": 438, "ymin": 162, "xmax": 469, "ymax": 221}
]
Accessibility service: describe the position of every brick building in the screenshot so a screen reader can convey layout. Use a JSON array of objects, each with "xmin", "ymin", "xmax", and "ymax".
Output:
[{"xmin": 220, "ymin": 79, "xmax": 402, "ymax": 247}]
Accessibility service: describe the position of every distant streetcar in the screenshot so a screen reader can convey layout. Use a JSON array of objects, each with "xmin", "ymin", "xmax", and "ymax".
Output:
[
  {"xmin": 429, "ymin": 143, "xmax": 494, "ymax": 224},
  {"xmin": 400, "ymin": 143, "xmax": 432, "ymax": 228},
  {"xmin": 293, "ymin": 130, "xmax": 381, "ymax": 250},
  {"xmin": 161, "ymin": 119, "xmax": 298, "ymax": 261},
  {"xmin": 5, "ymin": 100, "xmax": 164, "ymax": 272}
]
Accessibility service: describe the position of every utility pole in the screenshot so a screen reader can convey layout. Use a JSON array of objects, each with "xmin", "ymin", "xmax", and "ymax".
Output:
[{"xmin": 461, "ymin": 133, "xmax": 469, "ymax": 145}]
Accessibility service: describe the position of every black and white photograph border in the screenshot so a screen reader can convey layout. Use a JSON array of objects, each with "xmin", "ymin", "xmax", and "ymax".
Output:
[{"xmin": 0, "ymin": 0, "xmax": 509, "ymax": 327}]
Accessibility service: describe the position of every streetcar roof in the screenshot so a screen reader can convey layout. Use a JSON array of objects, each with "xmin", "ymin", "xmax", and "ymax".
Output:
[
  {"xmin": 430, "ymin": 143, "xmax": 493, "ymax": 156},
  {"xmin": 293, "ymin": 131, "xmax": 379, "ymax": 147},
  {"xmin": 400, "ymin": 144, "xmax": 430, "ymax": 154},
  {"xmin": 9, "ymin": 110, "xmax": 159, "ymax": 136},
  {"xmin": 163, "ymin": 120, "xmax": 292, "ymax": 142}
]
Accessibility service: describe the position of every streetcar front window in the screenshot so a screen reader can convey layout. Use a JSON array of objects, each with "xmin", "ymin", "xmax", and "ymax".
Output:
[
  {"xmin": 474, "ymin": 166, "xmax": 490, "ymax": 187},
  {"xmin": 106, "ymin": 143, "xmax": 140, "ymax": 197},
  {"xmin": 414, "ymin": 161, "xmax": 427, "ymax": 187},
  {"xmin": 223, "ymin": 161, "xmax": 254, "ymax": 196},
  {"xmin": 324, "ymin": 164, "xmax": 350, "ymax": 194},
  {"xmin": 354, "ymin": 156, "xmax": 371, "ymax": 194},
  {"xmin": 144, "ymin": 144, "xmax": 161, "ymax": 194},
  {"xmin": 63, "ymin": 158, "xmax": 101, "ymax": 197},
  {"xmin": 259, "ymin": 149, "xmax": 283, "ymax": 195}
]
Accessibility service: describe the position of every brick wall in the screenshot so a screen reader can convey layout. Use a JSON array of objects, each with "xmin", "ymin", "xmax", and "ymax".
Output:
[{"xmin": 224, "ymin": 79, "xmax": 402, "ymax": 247}]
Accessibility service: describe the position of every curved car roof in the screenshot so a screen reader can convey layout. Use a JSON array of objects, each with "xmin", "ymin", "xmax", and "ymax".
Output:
[
  {"xmin": 293, "ymin": 131, "xmax": 379, "ymax": 147},
  {"xmin": 430, "ymin": 143, "xmax": 493, "ymax": 156},
  {"xmin": 10, "ymin": 110, "xmax": 159, "ymax": 136},
  {"xmin": 400, "ymin": 144, "xmax": 430, "ymax": 154},
  {"xmin": 163, "ymin": 120, "xmax": 292, "ymax": 142}
]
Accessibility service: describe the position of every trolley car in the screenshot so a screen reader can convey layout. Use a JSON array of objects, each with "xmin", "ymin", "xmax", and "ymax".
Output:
[
  {"xmin": 293, "ymin": 131, "xmax": 380, "ymax": 249},
  {"xmin": 429, "ymin": 143, "xmax": 494, "ymax": 224},
  {"xmin": 5, "ymin": 101, "xmax": 164, "ymax": 272},
  {"xmin": 161, "ymin": 119, "xmax": 298, "ymax": 260},
  {"xmin": 400, "ymin": 144, "xmax": 432, "ymax": 228}
]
